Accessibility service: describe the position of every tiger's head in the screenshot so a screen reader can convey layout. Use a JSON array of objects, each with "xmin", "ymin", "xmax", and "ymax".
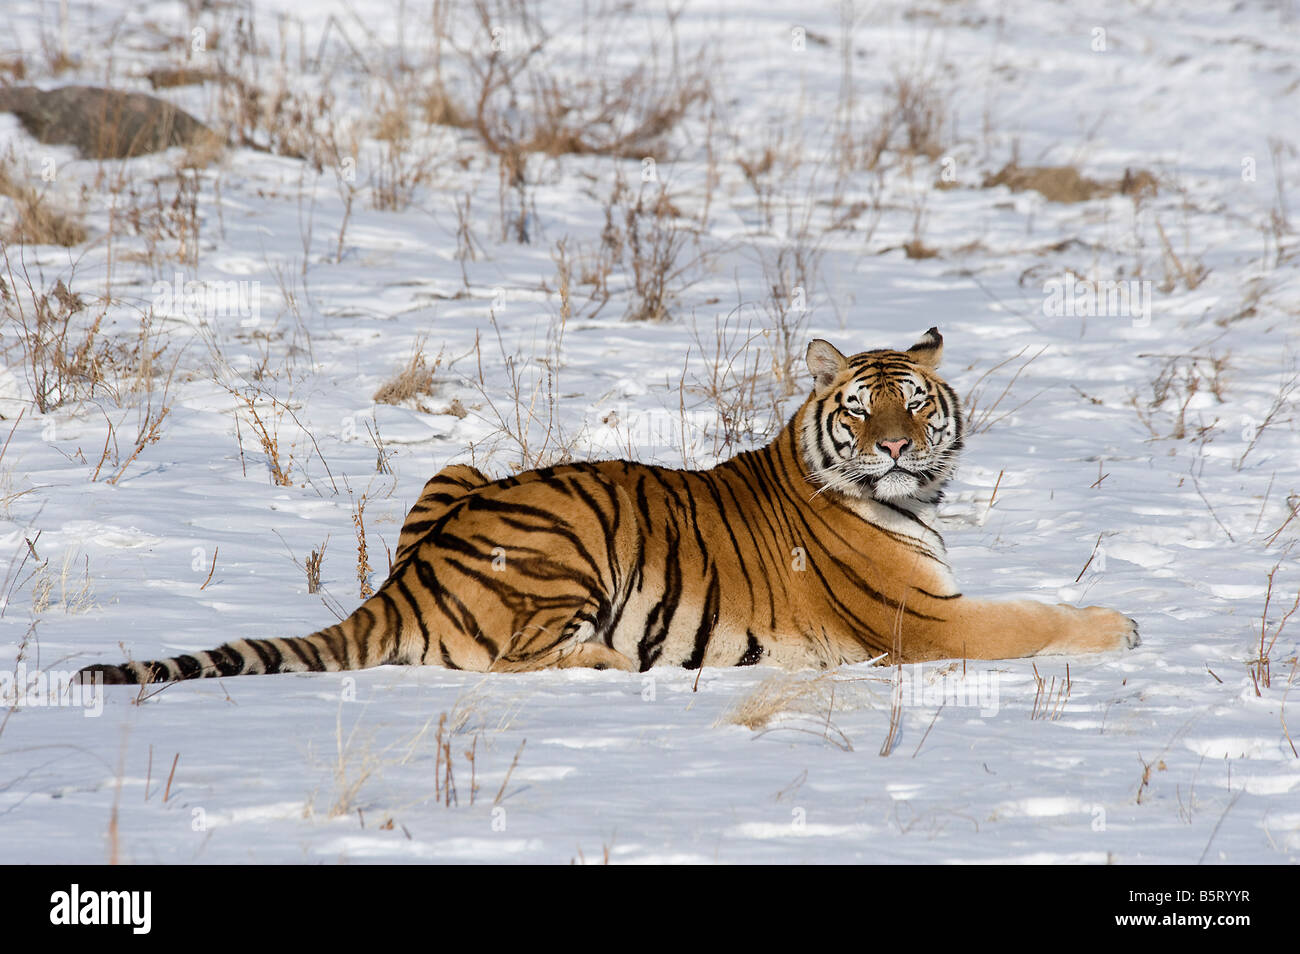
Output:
[{"xmin": 799, "ymin": 327, "xmax": 963, "ymax": 507}]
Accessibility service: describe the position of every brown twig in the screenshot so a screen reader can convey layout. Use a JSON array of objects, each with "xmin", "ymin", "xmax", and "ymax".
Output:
[
  {"xmin": 911, "ymin": 704, "xmax": 943, "ymax": 758},
  {"xmin": 987, "ymin": 469, "xmax": 1004, "ymax": 510},
  {"xmin": 199, "ymin": 547, "xmax": 218, "ymax": 590},
  {"xmin": 91, "ymin": 428, "xmax": 113, "ymax": 482},
  {"xmin": 1074, "ymin": 534, "xmax": 1104, "ymax": 583},
  {"xmin": 107, "ymin": 406, "xmax": 170, "ymax": 485},
  {"xmin": 494, "ymin": 739, "xmax": 526, "ymax": 806},
  {"xmin": 0, "ymin": 408, "xmax": 25, "ymax": 464},
  {"xmin": 164, "ymin": 752, "xmax": 179, "ymax": 802}
]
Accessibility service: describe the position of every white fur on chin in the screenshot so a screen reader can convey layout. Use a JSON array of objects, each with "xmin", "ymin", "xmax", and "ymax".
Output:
[{"xmin": 872, "ymin": 471, "xmax": 920, "ymax": 501}]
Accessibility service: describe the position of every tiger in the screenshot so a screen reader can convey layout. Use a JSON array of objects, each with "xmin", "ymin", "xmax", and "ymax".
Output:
[{"xmin": 78, "ymin": 327, "xmax": 1138, "ymax": 684}]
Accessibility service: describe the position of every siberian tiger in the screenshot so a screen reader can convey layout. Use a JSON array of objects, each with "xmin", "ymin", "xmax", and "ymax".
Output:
[{"xmin": 79, "ymin": 328, "xmax": 1137, "ymax": 684}]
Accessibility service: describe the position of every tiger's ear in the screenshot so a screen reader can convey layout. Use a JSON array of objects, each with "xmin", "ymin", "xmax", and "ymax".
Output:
[
  {"xmin": 806, "ymin": 339, "xmax": 848, "ymax": 391},
  {"xmin": 906, "ymin": 327, "xmax": 943, "ymax": 368}
]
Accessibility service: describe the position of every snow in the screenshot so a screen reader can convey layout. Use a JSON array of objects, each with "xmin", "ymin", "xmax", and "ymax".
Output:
[{"xmin": 0, "ymin": 0, "xmax": 1297, "ymax": 863}]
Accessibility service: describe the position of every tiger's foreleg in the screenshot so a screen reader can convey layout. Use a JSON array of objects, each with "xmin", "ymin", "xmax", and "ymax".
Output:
[{"xmin": 904, "ymin": 598, "xmax": 1139, "ymax": 662}]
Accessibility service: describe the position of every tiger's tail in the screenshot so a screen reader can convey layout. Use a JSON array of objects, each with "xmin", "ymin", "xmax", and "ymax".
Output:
[{"xmin": 78, "ymin": 590, "xmax": 406, "ymax": 685}]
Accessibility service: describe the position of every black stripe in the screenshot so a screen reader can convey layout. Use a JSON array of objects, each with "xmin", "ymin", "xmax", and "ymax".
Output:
[
  {"xmin": 281, "ymin": 637, "xmax": 316, "ymax": 670},
  {"xmin": 210, "ymin": 645, "xmax": 246, "ymax": 675},
  {"xmin": 174, "ymin": 654, "xmax": 202, "ymax": 678},
  {"xmin": 245, "ymin": 639, "xmax": 275, "ymax": 672},
  {"xmin": 684, "ymin": 570, "xmax": 720, "ymax": 670},
  {"xmin": 394, "ymin": 573, "xmax": 432, "ymax": 664}
]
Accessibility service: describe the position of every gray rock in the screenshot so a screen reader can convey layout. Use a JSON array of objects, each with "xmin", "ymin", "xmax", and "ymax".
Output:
[{"xmin": 0, "ymin": 85, "xmax": 219, "ymax": 159}]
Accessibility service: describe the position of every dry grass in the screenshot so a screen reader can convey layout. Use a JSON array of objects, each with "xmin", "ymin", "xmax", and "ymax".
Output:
[
  {"xmin": 464, "ymin": 312, "xmax": 583, "ymax": 471},
  {"xmin": 835, "ymin": 36, "xmax": 954, "ymax": 174},
  {"xmin": 963, "ymin": 344, "xmax": 1048, "ymax": 435},
  {"xmin": 736, "ymin": 144, "xmax": 780, "ymax": 230},
  {"xmin": 305, "ymin": 539, "xmax": 327, "ymax": 594},
  {"xmin": 115, "ymin": 169, "xmax": 202, "ymax": 270},
  {"xmin": 983, "ymin": 162, "xmax": 1159, "ymax": 204},
  {"xmin": 540, "ymin": 178, "xmax": 636, "ymax": 321},
  {"xmin": 984, "ymin": 163, "xmax": 1110, "ymax": 204},
  {"xmin": 1264, "ymin": 137, "xmax": 1296, "ymax": 268},
  {"xmin": 0, "ymin": 412, "xmax": 36, "ymax": 521},
  {"xmin": 372, "ymin": 342, "xmax": 442, "ymax": 410},
  {"xmin": 1, "ymin": 265, "xmax": 103, "ymax": 413},
  {"xmin": 1264, "ymin": 494, "xmax": 1300, "ymax": 549},
  {"xmin": 371, "ymin": 127, "xmax": 439, "ymax": 213},
  {"xmin": 1, "ymin": 254, "xmax": 171, "ymax": 416},
  {"xmin": 622, "ymin": 184, "xmax": 700, "ymax": 322},
  {"xmin": 688, "ymin": 311, "xmax": 776, "ymax": 458},
  {"xmin": 547, "ymin": 232, "xmax": 616, "ymax": 322},
  {"xmin": 29, "ymin": 546, "xmax": 96, "ymax": 615},
  {"xmin": 1236, "ymin": 371, "xmax": 1298, "ymax": 470},
  {"xmin": 104, "ymin": 397, "xmax": 172, "ymax": 486},
  {"xmin": 421, "ymin": 82, "xmax": 472, "ymax": 130},
  {"xmin": 352, "ymin": 492, "xmax": 375, "ymax": 599},
  {"xmin": 446, "ymin": 0, "xmax": 710, "ymax": 241},
  {"xmin": 756, "ymin": 234, "xmax": 825, "ymax": 398},
  {"xmin": 1281, "ymin": 659, "xmax": 1299, "ymax": 760},
  {"xmin": 146, "ymin": 67, "xmax": 216, "ymax": 90},
  {"xmin": 209, "ymin": 15, "xmax": 339, "ymax": 170},
  {"xmin": 1135, "ymin": 753, "xmax": 1167, "ymax": 806},
  {"xmin": 1251, "ymin": 562, "xmax": 1300, "ymax": 694},
  {"xmin": 0, "ymin": 157, "xmax": 87, "ymax": 246},
  {"xmin": 325, "ymin": 708, "xmax": 383, "ymax": 818},
  {"xmin": 1128, "ymin": 350, "xmax": 1229, "ymax": 443},
  {"xmin": 230, "ymin": 390, "xmax": 294, "ymax": 487},
  {"xmin": 457, "ymin": 0, "xmax": 710, "ymax": 162},
  {"xmin": 720, "ymin": 670, "xmax": 883, "ymax": 751},
  {"xmin": 453, "ymin": 193, "xmax": 486, "ymax": 285},
  {"xmin": 0, "ymin": 622, "xmax": 35, "ymax": 742},
  {"xmin": 1153, "ymin": 217, "xmax": 1210, "ymax": 291},
  {"xmin": 878, "ymin": 65, "xmax": 951, "ymax": 163},
  {"xmin": 733, "ymin": 122, "xmax": 808, "ymax": 234},
  {"xmin": 1029, "ymin": 663, "xmax": 1071, "ymax": 721},
  {"xmin": 305, "ymin": 694, "xmax": 523, "ymax": 823}
]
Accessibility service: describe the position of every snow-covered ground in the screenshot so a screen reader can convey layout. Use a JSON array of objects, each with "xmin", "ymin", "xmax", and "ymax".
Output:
[{"xmin": 1, "ymin": 0, "xmax": 1297, "ymax": 863}]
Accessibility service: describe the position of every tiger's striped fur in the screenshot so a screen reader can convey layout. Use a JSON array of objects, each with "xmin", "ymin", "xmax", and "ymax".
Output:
[{"xmin": 79, "ymin": 328, "xmax": 1137, "ymax": 684}]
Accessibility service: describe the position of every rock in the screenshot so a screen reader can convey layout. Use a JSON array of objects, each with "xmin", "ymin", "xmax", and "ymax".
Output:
[{"xmin": 0, "ymin": 85, "xmax": 219, "ymax": 159}]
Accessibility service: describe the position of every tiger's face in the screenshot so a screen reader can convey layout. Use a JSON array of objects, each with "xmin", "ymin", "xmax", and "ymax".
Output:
[{"xmin": 800, "ymin": 328, "xmax": 964, "ymax": 506}]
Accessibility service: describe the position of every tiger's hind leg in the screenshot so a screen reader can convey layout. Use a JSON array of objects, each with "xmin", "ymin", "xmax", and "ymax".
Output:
[
  {"xmin": 489, "ymin": 639, "xmax": 637, "ymax": 673},
  {"xmin": 555, "ymin": 643, "xmax": 637, "ymax": 671},
  {"xmin": 394, "ymin": 464, "xmax": 491, "ymax": 564},
  {"xmin": 404, "ymin": 468, "xmax": 644, "ymax": 673},
  {"xmin": 81, "ymin": 467, "xmax": 642, "ymax": 684}
]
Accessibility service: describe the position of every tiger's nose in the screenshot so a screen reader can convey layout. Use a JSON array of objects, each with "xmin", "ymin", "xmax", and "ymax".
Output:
[{"xmin": 878, "ymin": 438, "xmax": 911, "ymax": 460}]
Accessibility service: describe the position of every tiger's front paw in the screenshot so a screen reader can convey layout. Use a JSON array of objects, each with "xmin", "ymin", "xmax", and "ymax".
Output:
[{"xmin": 1047, "ymin": 605, "xmax": 1140, "ymax": 655}]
